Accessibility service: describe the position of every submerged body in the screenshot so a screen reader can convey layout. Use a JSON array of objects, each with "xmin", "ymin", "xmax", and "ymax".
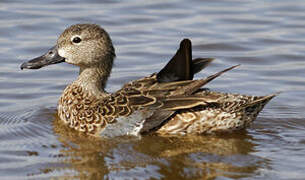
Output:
[{"xmin": 21, "ymin": 24, "xmax": 276, "ymax": 137}]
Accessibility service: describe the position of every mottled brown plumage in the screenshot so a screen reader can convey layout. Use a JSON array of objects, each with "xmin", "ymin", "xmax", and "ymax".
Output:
[{"xmin": 21, "ymin": 24, "xmax": 277, "ymax": 137}]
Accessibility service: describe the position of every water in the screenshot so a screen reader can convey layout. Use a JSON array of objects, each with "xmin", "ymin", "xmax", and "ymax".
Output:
[{"xmin": 0, "ymin": 0, "xmax": 305, "ymax": 179}]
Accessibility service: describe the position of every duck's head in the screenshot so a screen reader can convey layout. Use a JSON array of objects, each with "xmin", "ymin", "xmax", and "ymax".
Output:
[{"xmin": 21, "ymin": 24, "xmax": 115, "ymax": 70}]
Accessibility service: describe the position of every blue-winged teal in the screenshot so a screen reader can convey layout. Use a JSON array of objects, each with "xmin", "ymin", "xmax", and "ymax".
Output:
[{"xmin": 21, "ymin": 24, "xmax": 277, "ymax": 137}]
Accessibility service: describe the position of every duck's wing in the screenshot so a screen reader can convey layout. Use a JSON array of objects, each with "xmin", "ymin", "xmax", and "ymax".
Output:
[
  {"xmin": 192, "ymin": 58, "xmax": 214, "ymax": 75},
  {"xmin": 101, "ymin": 65, "xmax": 238, "ymax": 134},
  {"xmin": 127, "ymin": 64, "xmax": 238, "ymax": 109},
  {"xmin": 157, "ymin": 39, "xmax": 214, "ymax": 83},
  {"xmin": 100, "ymin": 39, "xmax": 235, "ymax": 134}
]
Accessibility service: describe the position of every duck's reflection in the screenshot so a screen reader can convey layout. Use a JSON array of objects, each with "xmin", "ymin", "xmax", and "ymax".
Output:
[{"xmin": 51, "ymin": 114, "xmax": 268, "ymax": 179}]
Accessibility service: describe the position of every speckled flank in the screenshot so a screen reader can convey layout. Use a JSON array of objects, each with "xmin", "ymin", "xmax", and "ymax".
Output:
[
  {"xmin": 25, "ymin": 24, "xmax": 277, "ymax": 137},
  {"xmin": 156, "ymin": 91, "xmax": 275, "ymax": 135}
]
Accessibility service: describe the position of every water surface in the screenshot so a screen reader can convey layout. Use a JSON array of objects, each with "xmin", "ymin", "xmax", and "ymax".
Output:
[{"xmin": 0, "ymin": 0, "xmax": 305, "ymax": 179}]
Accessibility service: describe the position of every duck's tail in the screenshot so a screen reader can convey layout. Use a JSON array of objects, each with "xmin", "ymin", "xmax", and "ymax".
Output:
[
  {"xmin": 241, "ymin": 92, "xmax": 279, "ymax": 111},
  {"xmin": 236, "ymin": 92, "xmax": 279, "ymax": 122}
]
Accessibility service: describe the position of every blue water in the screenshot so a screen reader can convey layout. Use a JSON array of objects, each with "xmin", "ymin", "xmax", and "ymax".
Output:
[{"xmin": 0, "ymin": 0, "xmax": 305, "ymax": 179}]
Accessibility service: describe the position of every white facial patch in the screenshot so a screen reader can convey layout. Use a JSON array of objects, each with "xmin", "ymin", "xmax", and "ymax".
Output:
[
  {"xmin": 58, "ymin": 48, "xmax": 73, "ymax": 64},
  {"xmin": 58, "ymin": 48, "xmax": 66, "ymax": 58}
]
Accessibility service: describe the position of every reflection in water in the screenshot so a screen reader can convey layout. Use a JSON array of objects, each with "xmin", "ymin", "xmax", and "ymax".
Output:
[
  {"xmin": 51, "ymin": 114, "xmax": 267, "ymax": 179},
  {"xmin": 1, "ymin": 0, "xmax": 305, "ymax": 179}
]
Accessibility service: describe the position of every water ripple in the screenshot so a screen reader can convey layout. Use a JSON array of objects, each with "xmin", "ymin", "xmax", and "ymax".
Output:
[{"xmin": 0, "ymin": 0, "xmax": 305, "ymax": 179}]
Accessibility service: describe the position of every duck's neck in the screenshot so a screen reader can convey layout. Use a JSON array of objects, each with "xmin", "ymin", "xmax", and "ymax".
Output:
[{"xmin": 75, "ymin": 63, "xmax": 112, "ymax": 97}]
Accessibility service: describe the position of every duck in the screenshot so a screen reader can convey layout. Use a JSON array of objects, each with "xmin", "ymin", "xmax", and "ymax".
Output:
[{"xmin": 20, "ymin": 24, "xmax": 277, "ymax": 137}]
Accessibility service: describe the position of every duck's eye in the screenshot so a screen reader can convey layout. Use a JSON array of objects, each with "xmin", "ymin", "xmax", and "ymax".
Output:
[{"xmin": 72, "ymin": 36, "xmax": 82, "ymax": 44}]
